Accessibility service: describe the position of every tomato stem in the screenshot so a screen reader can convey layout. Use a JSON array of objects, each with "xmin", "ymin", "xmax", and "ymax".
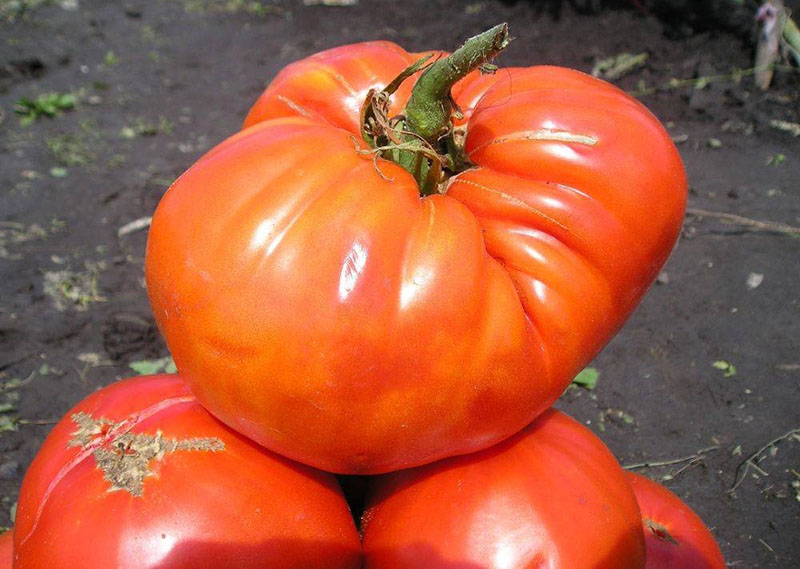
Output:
[
  {"xmin": 360, "ymin": 24, "xmax": 509, "ymax": 197},
  {"xmin": 405, "ymin": 23, "xmax": 509, "ymax": 145}
]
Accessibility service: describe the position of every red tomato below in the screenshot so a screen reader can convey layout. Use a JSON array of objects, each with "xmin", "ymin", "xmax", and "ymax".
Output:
[
  {"xmin": 361, "ymin": 409, "xmax": 646, "ymax": 568},
  {"xmin": 0, "ymin": 530, "xmax": 12, "ymax": 569},
  {"xmin": 12, "ymin": 375, "xmax": 361, "ymax": 569},
  {"xmin": 626, "ymin": 472, "xmax": 725, "ymax": 569}
]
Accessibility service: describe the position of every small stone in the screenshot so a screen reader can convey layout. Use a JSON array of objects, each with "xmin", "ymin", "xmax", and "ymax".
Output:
[{"xmin": 746, "ymin": 273, "xmax": 764, "ymax": 290}]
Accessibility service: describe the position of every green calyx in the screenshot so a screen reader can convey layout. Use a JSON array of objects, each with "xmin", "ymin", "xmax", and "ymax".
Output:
[{"xmin": 360, "ymin": 23, "xmax": 510, "ymax": 196}]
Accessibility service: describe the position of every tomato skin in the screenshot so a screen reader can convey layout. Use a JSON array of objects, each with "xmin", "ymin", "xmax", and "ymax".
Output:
[
  {"xmin": 626, "ymin": 473, "xmax": 725, "ymax": 569},
  {"xmin": 0, "ymin": 530, "xmax": 12, "ymax": 569},
  {"xmin": 244, "ymin": 42, "xmax": 439, "ymax": 134},
  {"xmin": 146, "ymin": 41, "xmax": 686, "ymax": 474},
  {"xmin": 12, "ymin": 375, "xmax": 361, "ymax": 568},
  {"xmin": 361, "ymin": 409, "xmax": 646, "ymax": 568}
]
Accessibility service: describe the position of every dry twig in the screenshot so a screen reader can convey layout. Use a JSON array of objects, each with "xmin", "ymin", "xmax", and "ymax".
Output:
[
  {"xmin": 18, "ymin": 418, "xmax": 58, "ymax": 426},
  {"xmin": 117, "ymin": 216, "xmax": 152, "ymax": 237},
  {"xmin": 729, "ymin": 428, "xmax": 800, "ymax": 492},
  {"xmin": 686, "ymin": 207, "xmax": 800, "ymax": 235},
  {"xmin": 623, "ymin": 445, "xmax": 721, "ymax": 470}
]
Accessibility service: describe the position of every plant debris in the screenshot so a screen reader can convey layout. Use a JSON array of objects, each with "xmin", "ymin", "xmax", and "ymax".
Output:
[
  {"xmin": 746, "ymin": 272, "xmax": 764, "ymax": 290},
  {"xmin": 770, "ymin": 119, "xmax": 800, "ymax": 136},
  {"xmin": 120, "ymin": 116, "xmax": 173, "ymax": 139},
  {"xmin": 591, "ymin": 52, "xmax": 648, "ymax": 80},
  {"xmin": 0, "ymin": 222, "xmax": 48, "ymax": 260},
  {"xmin": 598, "ymin": 408, "xmax": 636, "ymax": 432},
  {"xmin": 76, "ymin": 352, "xmax": 112, "ymax": 368},
  {"xmin": 117, "ymin": 216, "xmax": 152, "ymax": 237},
  {"xmin": 685, "ymin": 207, "xmax": 800, "ymax": 235},
  {"xmin": 14, "ymin": 92, "xmax": 76, "ymax": 126},
  {"xmin": 303, "ymin": 0, "xmax": 358, "ymax": 5},
  {"xmin": 42, "ymin": 261, "xmax": 106, "ymax": 311},
  {"xmin": 184, "ymin": 0, "xmax": 290, "ymax": 17},
  {"xmin": 129, "ymin": 357, "xmax": 177, "ymax": 375},
  {"xmin": 46, "ymin": 132, "xmax": 91, "ymax": 166},
  {"xmin": 766, "ymin": 153, "xmax": 786, "ymax": 166},
  {"xmin": 571, "ymin": 367, "xmax": 599, "ymax": 390},
  {"xmin": 730, "ymin": 428, "xmax": 800, "ymax": 492},
  {"xmin": 712, "ymin": 360, "xmax": 737, "ymax": 378}
]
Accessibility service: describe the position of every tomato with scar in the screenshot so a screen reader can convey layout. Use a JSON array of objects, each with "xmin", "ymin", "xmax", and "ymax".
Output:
[
  {"xmin": 12, "ymin": 375, "xmax": 361, "ymax": 568},
  {"xmin": 627, "ymin": 472, "xmax": 725, "ymax": 569},
  {"xmin": 146, "ymin": 24, "xmax": 687, "ymax": 474}
]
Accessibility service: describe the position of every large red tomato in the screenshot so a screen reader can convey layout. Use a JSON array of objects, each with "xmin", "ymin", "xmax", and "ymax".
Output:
[
  {"xmin": 12, "ymin": 375, "xmax": 361, "ymax": 568},
  {"xmin": 146, "ymin": 27, "xmax": 686, "ymax": 474},
  {"xmin": 626, "ymin": 473, "xmax": 725, "ymax": 568},
  {"xmin": 361, "ymin": 409, "xmax": 646, "ymax": 568},
  {"xmin": 0, "ymin": 530, "xmax": 12, "ymax": 569}
]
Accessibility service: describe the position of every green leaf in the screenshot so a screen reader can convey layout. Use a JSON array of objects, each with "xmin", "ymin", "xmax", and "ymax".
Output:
[
  {"xmin": 572, "ymin": 367, "xmax": 599, "ymax": 390},
  {"xmin": 56, "ymin": 93, "xmax": 75, "ymax": 109},
  {"xmin": 13, "ymin": 92, "xmax": 76, "ymax": 124},
  {"xmin": 104, "ymin": 50, "xmax": 119, "ymax": 65},
  {"xmin": 712, "ymin": 360, "xmax": 737, "ymax": 378},
  {"xmin": 129, "ymin": 357, "xmax": 176, "ymax": 376},
  {"xmin": 766, "ymin": 153, "xmax": 785, "ymax": 167},
  {"xmin": 13, "ymin": 98, "xmax": 35, "ymax": 114},
  {"xmin": 0, "ymin": 415, "xmax": 19, "ymax": 433}
]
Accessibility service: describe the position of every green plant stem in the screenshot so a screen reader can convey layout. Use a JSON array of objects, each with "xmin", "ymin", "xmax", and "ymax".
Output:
[
  {"xmin": 405, "ymin": 23, "xmax": 509, "ymax": 144},
  {"xmin": 358, "ymin": 24, "xmax": 509, "ymax": 196},
  {"xmin": 395, "ymin": 24, "xmax": 509, "ymax": 195}
]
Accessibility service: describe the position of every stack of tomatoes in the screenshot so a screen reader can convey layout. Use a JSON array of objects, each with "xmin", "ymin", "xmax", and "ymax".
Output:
[{"xmin": 5, "ymin": 25, "xmax": 725, "ymax": 568}]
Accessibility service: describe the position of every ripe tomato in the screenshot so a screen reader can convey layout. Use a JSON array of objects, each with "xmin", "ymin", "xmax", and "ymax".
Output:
[
  {"xmin": 361, "ymin": 409, "xmax": 646, "ymax": 568},
  {"xmin": 12, "ymin": 375, "xmax": 361, "ymax": 568},
  {"xmin": 146, "ymin": 35, "xmax": 686, "ymax": 474},
  {"xmin": 0, "ymin": 530, "xmax": 12, "ymax": 569},
  {"xmin": 626, "ymin": 473, "xmax": 725, "ymax": 568}
]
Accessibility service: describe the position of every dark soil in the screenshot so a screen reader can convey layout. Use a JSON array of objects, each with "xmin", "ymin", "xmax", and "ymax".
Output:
[{"xmin": 1, "ymin": 0, "xmax": 799, "ymax": 566}]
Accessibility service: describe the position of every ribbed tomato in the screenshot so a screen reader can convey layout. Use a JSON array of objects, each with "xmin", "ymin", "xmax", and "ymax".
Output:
[
  {"xmin": 0, "ymin": 530, "xmax": 11, "ymax": 569},
  {"xmin": 12, "ymin": 375, "xmax": 361, "ymax": 568},
  {"xmin": 627, "ymin": 473, "xmax": 725, "ymax": 569},
  {"xmin": 145, "ymin": 27, "xmax": 686, "ymax": 474},
  {"xmin": 361, "ymin": 409, "xmax": 646, "ymax": 568}
]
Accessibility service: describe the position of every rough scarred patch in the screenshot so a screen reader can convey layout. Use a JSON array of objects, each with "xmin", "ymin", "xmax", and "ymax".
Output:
[
  {"xmin": 69, "ymin": 412, "xmax": 225, "ymax": 497},
  {"xmin": 645, "ymin": 517, "xmax": 680, "ymax": 546}
]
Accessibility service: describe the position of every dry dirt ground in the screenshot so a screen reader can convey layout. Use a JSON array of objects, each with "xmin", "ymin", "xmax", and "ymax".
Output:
[{"xmin": 1, "ymin": 0, "xmax": 799, "ymax": 566}]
